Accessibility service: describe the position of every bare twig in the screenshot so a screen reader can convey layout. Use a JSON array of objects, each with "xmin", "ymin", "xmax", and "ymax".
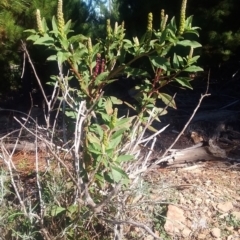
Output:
[
  {"xmin": 21, "ymin": 41, "xmax": 49, "ymax": 108},
  {"xmin": 35, "ymin": 121, "xmax": 44, "ymax": 225},
  {"xmin": 73, "ymin": 101, "xmax": 87, "ymax": 201},
  {"xmin": 21, "ymin": 41, "xmax": 59, "ymax": 128}
]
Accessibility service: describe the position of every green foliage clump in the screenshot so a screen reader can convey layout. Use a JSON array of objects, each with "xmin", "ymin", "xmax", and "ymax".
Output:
[{"xmin": 25, "ymin": 0, "xmax": 202, "ymax": 186}]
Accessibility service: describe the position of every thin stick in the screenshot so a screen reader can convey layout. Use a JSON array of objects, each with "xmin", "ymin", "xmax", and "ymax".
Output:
[
  {"xmin": 21, "ymin": 41, "xmax": 59, "ymax": 128},
  {"xmin": 35, "ymin": 121, "xmax": 44, "ymax": 225},
  {"xmin": 21, "ymin": 41, "xmax": 49, "ymax": 107}
]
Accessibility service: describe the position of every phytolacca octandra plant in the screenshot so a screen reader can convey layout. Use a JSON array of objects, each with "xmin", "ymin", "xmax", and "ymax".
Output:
[{"xmin": 24, "ymin": 0, "xmax": 203, "ymax": 201}]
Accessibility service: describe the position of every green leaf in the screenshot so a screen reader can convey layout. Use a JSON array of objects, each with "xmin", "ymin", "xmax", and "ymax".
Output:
[
  {"xmin": 64, "ymin": 19, "xmax": 72, "ymax": 32},
  {"xmin": 176, "ymin": 55, "xmax": 184, "ymax": 67},
  {"xmin": 50, "ymin": 206, "xmax": 66, "ymax": 217},
  {"xmin": 141, "ymin": 122, "xmax": 159, "ymax": 133},
  {"xmin": 183, "ymin": 16, "xmax": 192, "ymax": 30},
  {"xmin": 95, "ymin": 173, "xmax": 105, "ymax": 185},
  {"xmin": 89, "ymin": 124, "xmax": 103, "ymax": 139},
  {"xmin": 57, "ymin": 51, "xmax": 71, "ymax": 64},
  {"xmin": 65, "ymin": 110, "xmax": 77, "ymax": 119},
  {"xmin": 161, "ymin": 44, "xmax": 173, "ymax": 56},
  {"xmin": 158, "ymin": 93, "xmax": 177, "ymax": 109},
  {"xmin": 66, "ymin": 205, "xmax": 78, "ymax": 219},
  {"xmin": 174, "ymin": 77, "xmax": 193, "ymax": 89},
  {"xmin": 116, "ymin": 155, "xmax": 133, "ymax": 163},
  {"xmin": 88, "ymin": 142, "xmax": 102, "ymax": 154},
  {"xmin": 146, "ymin": 108, "xmax": 160, "ymax": 121},
  {"xmin": 111, "ymin": 128, "xmax": 125, "ymax": 139},
  {"xmin": 47, "ymin": 55, "xmax": 57, "ymax": 61},
  {"xmin": 98, "ymin": 112, "xmax": 111, "ymax": 122},
  {"xmin": 108, "ymin": 135, "xmax": 122, "ymax": 149},
  {"xmin": 34, "ymin": 35, "xmax": 54, "ymax": 46},
  {"xmin": 46, "ymin": 81, "xmax": 55, "ymax": 86},
  {"xmin": 172, "ymin": 53, "xmax": 179, "ymax": 69},
  {"xmin": 168, "ymin": 17, "xmax": 177, "ymax": 33},
  {"xmin": 123, "ymin": 39, "xmax": 133, "ymax": 46},
  {"xmin": 60, "ymin": 37, "xmax": 70, "ymax": 50},
  {"xmin": 27, "ymin": 35, "xmax": 40, "ymax": 42},
  {"xmin": 69, "ymin": 34, "xmax": 88, "ymax": 44},
  {"xmin": 187, "ymin": 55, "xmax": 200, "ymax": 65},
  {"xmin": 73, "ymin": 47, "xmax": 88, "ymax": 61},
  {"xmin": 167, "ymin": 29, "xmax": 178, "ymax": 44},
  {"xmin": 154, "ymin": 43, "xmax": 164, "ymax": 56},
  {"xmin": 109, "ymin": 41, "xmax": 120, "ymax": 50},
  {"xmin": 52, "ymin": 16, "xmax": 58, "ymax": 33},
  {"xmin": 158, "ymin": 29, "xmax": 168, "ymax": 45},
  {"xmin": 184, "ymin": 29, "xmax": 200, "ymax": 36},
  {"xmin": 149, "ymin": 39, "xmax": 158, "ymax": 48},
  {"xmin": 118, "ymin": 48, "xmax": 127, "ymax": 64},
  {"xmin": 95, "ymin": 72, "xmax": 109, "ymax": 85},
  {"xmin": 41, "ymin": 17, "xmax": 49, "ymax": 33},
  {"xmin": 155, "ymin": 107, "xmax": 168, "ymax": 116},
  {"xmin": 113, "ymin": 117, "xmax": 134, "ymax": 131},
  {"xmin": 177, "ymin": 40, "xmax": 202, "ymax": 48},
  {"xmin": 109, "ymin": 96, "xmax": 123, "ymax": 105},
  {"xmin": 124, "ymin": 66, "xmax": 150, "ymax": 78},
  {"xmin": 105, "ymin": 98, "xmax": 113, "ymax": 115},
  {"xmin": 24, "ymin": 29, "xmax": 37, "ymax": 34},
  {"xmin": 110, "ymin": 165, "xmax": 128, "ymax": 182},
  {"xmin": 149, "ymin": 56, "xmax": 169, "ymax": 71},
  {"xmin": 92, "ymin": 43, "xmax": 101, "ymax": 55},
  {"xmin": 103, "ymin": 172, "xmax": 114, "ymax": 184},
  {"xmin": 184, "ymin": 65, "xmax": 203, "ymax": 72},
  {"xmin": 87, "ymin": 132, "xmax": 101, "ymax": 145}
]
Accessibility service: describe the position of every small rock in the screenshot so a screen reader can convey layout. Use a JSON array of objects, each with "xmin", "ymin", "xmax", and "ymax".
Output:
[
  {"xmin": 179, "ymin": 196, "xmax": 186, "ymax": 205},
  {"xmin": 195, "ymin": 197, "xmax": 203, "ymax": 205},
  {"xmin": 211, "ymin": 228, "xmax": 221, "ymax": 238},
  {"xmin": 207, "ymin": 210, "xmax": 212, "ymax": 217},
  {"xmin": 182, "ymin": 228, "xmax": 191, "ymax": 237},
  {"xmin": 198, "ymin": 233, "xmax": 207, "ymax": 239},
  {"xmin": 198, "ymin": 218, "xmax": 208, "ymax": 228},
  {"xmin": 205, "ymin": 180, "xmax": 212, "ymax": 186},
  {"xmin": 144, "ymin": 235, "xmax": 154, "ymax": 240},
  {"xmin": 205, "ymin": 199, "xmax": 211, "ymax": 205},
  {"xmin": 164, "ymin": 205, "xmax": 186, "ymax": 235},
  {"xmin": 236, "ymin": 196, "xmax": 240, "ymax": 201},
  {"xmin": 232, "ymin": 211, "xmax": 240, "ymax": 221},
  {"xmin": 203, "ymin": 207, "xmax": 208, "ymax": 212},
  {"xmin": 226, "ymin": 226, "xmax": 234, "ymax": 232},
  {"xmin": 219, "ymin": 213, "xmax": 229, "ymax": 219},
  {"xmin": 217, "ymin": 202, "xmax": 233, "ymax": 213}
]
